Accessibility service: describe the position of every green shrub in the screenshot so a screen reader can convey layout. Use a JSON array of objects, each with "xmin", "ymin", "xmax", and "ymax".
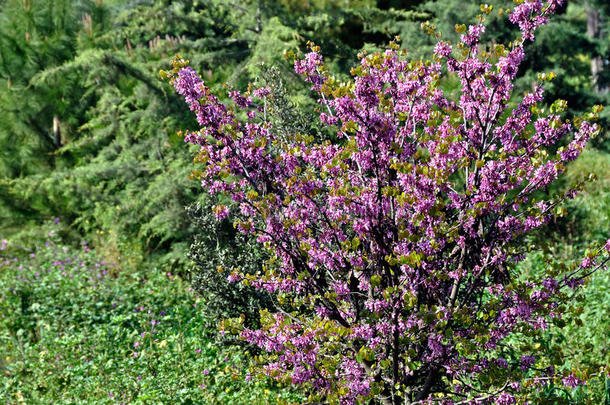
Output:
[{"xmin": 187, "ymin": 201, "xmax": 274, "ymax": 334}]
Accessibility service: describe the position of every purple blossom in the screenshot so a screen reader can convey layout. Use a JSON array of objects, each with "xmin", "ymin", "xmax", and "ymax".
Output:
[
  {"xmin": 495, "ymin": 392, "xmax": 516, "ymax": 404},
  {"xmin": 212, "ymin": 204, "xmax": 229, "ymax": 219},
  {"xmin": 580, "ymin": 256, "xmax": 594, "ymax": 269},
  {"xmin": 166, "ymin": 1, "xmax": 600, "ymax": 402},
  {"xmin": 520, "ymin": 355, "xmax": 536, "ymax": 371},
  {"xmin": 562, "ymin": 373, "xmax": 584, "ymax": 389},
  {"xmin": 434, "ymin": 41, "xmax": 452, "ymax": 58},
  {"xmin": 252, "ymin": 87, "xmax": 270, "ymax": 99}
]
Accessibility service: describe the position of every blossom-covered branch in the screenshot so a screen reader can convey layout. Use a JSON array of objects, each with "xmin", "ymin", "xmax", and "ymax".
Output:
[{"xmin": 166, "ymin": 0, "xmax": 607, "ymax": 403}]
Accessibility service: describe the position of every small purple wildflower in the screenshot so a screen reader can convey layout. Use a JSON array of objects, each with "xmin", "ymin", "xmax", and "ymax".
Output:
[
  {"xmin": 495, "ymin": 392, "xmax": 516, "ymax": 405},
  {"xmin": 520, "ymin": 355, "xmax": 536, "ymax": 371},
  {"xmin": 562, "ymin": 374, "xmax": 583, "ymax": 389},
  {"xmin": 580, "ymin": 257, "xmax": 594, "ymax": 269}
]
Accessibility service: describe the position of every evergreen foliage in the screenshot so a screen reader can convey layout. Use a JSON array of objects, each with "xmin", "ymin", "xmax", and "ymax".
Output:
[{"xmin": 0, "ymin": 0, "xmax": 423, "ymax": 267}]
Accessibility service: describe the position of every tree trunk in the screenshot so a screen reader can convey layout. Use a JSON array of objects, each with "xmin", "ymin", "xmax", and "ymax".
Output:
[
  {"xmin": 53, "ymin": 115, "xmax": 62, "ymax": 148},
  {"xmin": 586, "ymin": 2, "xmax": 608, "ymax": 94}
]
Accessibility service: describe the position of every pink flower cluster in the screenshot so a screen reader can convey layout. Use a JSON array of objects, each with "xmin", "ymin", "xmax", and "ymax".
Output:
[{"xmin": 169, "ymin": 0, "xmax": 608, "ymax": 403}]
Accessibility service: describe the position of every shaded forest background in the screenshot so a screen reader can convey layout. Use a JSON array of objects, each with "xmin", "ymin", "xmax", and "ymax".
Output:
[{"xmin": 0, "ymin": 0, "xmax": 608, "ymax": 403}]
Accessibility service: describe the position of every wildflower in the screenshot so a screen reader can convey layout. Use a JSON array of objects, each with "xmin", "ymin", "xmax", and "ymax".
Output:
[
  {"xmin": 520, "ymin": 355, "xmax": 536, "ymax": 371},
  {"xmin": 580, "ymin": 257, "xmax": 594, "ymax": 269},
  {"xmin": 562, "ymin": 374, "xmax": 583, "ymax": 389},
  {"xmin": 495, "ymin": 392, "xmax": 516, "ymax": 404}
]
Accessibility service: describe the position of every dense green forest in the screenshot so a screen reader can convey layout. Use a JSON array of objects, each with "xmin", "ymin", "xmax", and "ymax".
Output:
[{"xmin": 0, "ymin": 0, "xmax": 608, "ymax": 403}]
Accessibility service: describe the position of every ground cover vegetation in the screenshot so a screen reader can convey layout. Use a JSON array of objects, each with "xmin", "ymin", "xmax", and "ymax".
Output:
[
  {"xmin": 0, "ymin": 221, "xmax": 303, "ymax": 403},
  {"xmin": 0, "ymin": 0, "xmax": 608, "ymax": 403}
]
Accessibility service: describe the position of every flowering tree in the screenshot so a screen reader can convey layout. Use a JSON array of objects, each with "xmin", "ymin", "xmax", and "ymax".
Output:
[{"xmin": 166, "ymin": 0, "xmax": 609, "ymax": 403}]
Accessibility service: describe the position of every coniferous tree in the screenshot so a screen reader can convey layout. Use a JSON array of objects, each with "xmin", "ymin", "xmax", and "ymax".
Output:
[{"xmin": 0, "ymin": 0, "xmax": 423, "ymax": 266}]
